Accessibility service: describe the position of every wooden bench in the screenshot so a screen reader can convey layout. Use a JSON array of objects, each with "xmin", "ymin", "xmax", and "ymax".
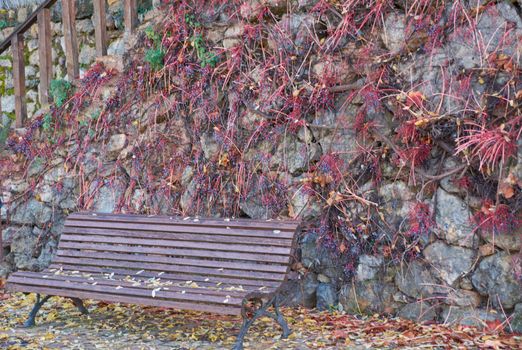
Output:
[{"xmin": 6, "ymin": 212, "xmax": 300, "ymax": 349}]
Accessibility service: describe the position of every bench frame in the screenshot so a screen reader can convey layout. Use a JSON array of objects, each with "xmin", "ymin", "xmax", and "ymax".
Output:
[{"xmin": 9, "ymin": 213, "xmax": 300, "ymax": 350}]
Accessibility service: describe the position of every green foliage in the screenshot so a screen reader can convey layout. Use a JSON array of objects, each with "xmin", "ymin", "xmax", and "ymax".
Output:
[
  {"xmin": 50, "ymin": 79, "xmax": 73, "ymax": 107},
  {"xmin": 145, "ymin": 48, "xmax": 165, "ymax": 71},
  {"xmin": 184, "ymin": 13, "xmax": 201, "ymax": 28},
  {"xmin": 0, "ymin": 19, "xmax": 15, "ymax": 30},
  {"xmin": 144, "ymin": 26, "xmax": 165, "ymax": 71},
  {"xmin": 42, "ymin": 113, "xmax": 52, "ymax": 131},
  {"xmin": 145, "ymin": 25, "xmax": 162, "ymax": 47},
  {"xmin": 191, "ymin": 34, "xmax": 218, "ymax": 68},
  {"xmin": 138, "ymin": 1, "xmax": 153, "ymax": 15}
]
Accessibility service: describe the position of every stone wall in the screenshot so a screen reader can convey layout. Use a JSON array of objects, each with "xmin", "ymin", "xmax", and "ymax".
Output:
[{"xmin": 1, "ymin": 0, "xmax": 521, "ymax": 333}]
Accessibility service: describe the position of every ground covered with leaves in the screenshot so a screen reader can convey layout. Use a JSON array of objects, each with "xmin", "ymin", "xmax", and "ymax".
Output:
[{"xmin": 0, "ymin": 292, "xmax": 520, "ymax": 350}]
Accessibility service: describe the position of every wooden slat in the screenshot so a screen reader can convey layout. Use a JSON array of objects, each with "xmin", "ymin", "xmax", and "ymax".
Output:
[
  {"xmin": 52, "ymin": 256, "xmax": 286, "ymax": 281},
  {"xmin": 69, "ymin": 212, "xmax": 299, "ymax": 230},
  {"xmin": 62, "ymin": 227, "xmax": 293, "ymax": 247},
  {"xmin": 93, "ymin": 0, "xmax": 107, "ymax": 56},
  {"xmin": 48, "ymin": 265, "xmax": 280, "ymax": 289},
  {"xmin": 6, "ymin": 284, "xmax": 241, "ymax": 315},
  {"xmin": 60, "ymin": 234, "xmax": 292, "ymax": 255},
  {"xmin": 12, "ymin": 33, "xmax": 26, "ymax": 128},
  {"xmin": 58, "ymin": 241, "xmax": 291, "ymax": 264},
  {"xmin": 13, "ymin": 271, "xmax": 252, "ymax": 298},
  {"xmin": 37, "ymin": 8, "xmax": 52, "ymax": 105},
  {"xmin": 8, "ymin": 275, "xmax": 243, "ymax": 305},
  {"xmin": 0, "ymin": 0, "xmax": 58, "ymax": 55},
  {"xmin": 62, "ymin": 0, "xmax": 79, "ymax": 80},
  {"xmin": 124, "ymin": 0, "xmax": 138, "ymax": 34},
  {"xmin": 57, "ymin": 249, "xmax": 289, "ymax": 273},
  {"xmin": 64, "ymin": 220, "xmax": 295, "ymax": 239}
]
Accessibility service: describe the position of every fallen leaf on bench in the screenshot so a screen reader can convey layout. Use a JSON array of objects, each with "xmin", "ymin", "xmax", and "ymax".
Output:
[
  {"xmin": 223, "ymin": 298, "xmax": 230, "ymax": 303},
  {"xmin": 204, "ymin": 278, "xmax": 209, "ymax": 282},
  {"xmin": 181, "ymin": 290, "xmax": 185, "ymax": 294},
  {"xmin": 115, "ymin": 286, "xmax": 123, "ymax": 290},
  {"xmin": 193, "ymin": 218, "xmax": 199, "ymax": 222},
  {"xmin": 158, "ymin": 272, "xmax": 165, "ymax": 276},
  {"xmin": 136, "ymin": 270, "xmax": 144, "ymax": 275},
  {"xmin": 151, "ymin": 288, "xmax": 161, "ymax": 298},
  {"xmin": 183, "ymin": 217, "xmax": 190, "ymax": 220},
  {"xmin": 225, "ymin": 286, "xmax": 245, "ymax": 292},
  {"xmin": 92, "ymin": 282, "xmax": 98, "ymax": 286},
  {"xmin": 273, "ymin": 230, "xmax": 281, "ymax": 234},
  {"xmin": 217, "ymin": 268, "xmax": 224, "ymax": 271},
  {"xmin": 43, "ymin": 275, "xmax": 49, "ymax": 278}
]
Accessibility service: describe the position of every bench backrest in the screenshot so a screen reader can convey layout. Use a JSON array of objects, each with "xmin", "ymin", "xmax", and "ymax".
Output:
[{"xmin": 54, "ymin": 212, "xmax": 300, "ymax": 291}]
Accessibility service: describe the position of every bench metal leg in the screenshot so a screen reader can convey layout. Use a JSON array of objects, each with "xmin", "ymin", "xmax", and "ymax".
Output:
[
  {"xmin": 25, "ymin": 294, "xmax": 52, "ymax": 327},
  {"xmin": 233, "ymin": 295, "xmax": 290, "ymax": 350},
  {"xmin": 70, "ymin": 298, "xmax": 89, "ymax": 315}
]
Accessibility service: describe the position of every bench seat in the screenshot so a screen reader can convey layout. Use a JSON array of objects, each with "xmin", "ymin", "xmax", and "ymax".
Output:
[{"xmin": 6, "ymin": 212, "xmax": 300, "ymax": 349}]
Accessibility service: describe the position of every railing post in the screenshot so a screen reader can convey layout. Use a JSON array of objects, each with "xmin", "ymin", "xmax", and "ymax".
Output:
[
  {"xmin": 124, "ymin": 0, "xmax": 138, "ymax": 34},
  {"xmin": 38, "ymin": 8, "xmax": 52, "ymax": 105},
  {"xmin": 93, "ymin": 0, "xmax": 107, "ymax": 56},
  {"xmin": 62, "ymin": 0, "xmax": 79, "ymax": 80},
  {"xmin": 12, "ymin": 33, "xmax": 26, "ymax": 128}
]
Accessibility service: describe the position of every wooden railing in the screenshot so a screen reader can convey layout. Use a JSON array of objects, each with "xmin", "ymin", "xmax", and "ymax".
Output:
[{"xmin": 0, "ymin": 0, "xmax": 139, "ymax": 128}]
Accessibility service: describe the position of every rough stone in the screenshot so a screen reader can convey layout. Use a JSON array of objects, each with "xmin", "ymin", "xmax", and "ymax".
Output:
[
  {"xmin": 300, "ymin": 231, "xmax": 343, "ymax": 282},
  {"xmin": 444, "ymin": 289, "xmax": 482, "ymax": 308},
  {"xmin": 441, "ymin": 306, "xmax": 504, "ymax": 328},
  {"xmin": 76, "ymin": 18, "xmax": 95, "ymax": 34},
  {"xmin": 423, "ymin": 241, "xmax": 475, "ymax": 286},
  {"xmin": 275, "ymin": 14, "xmax": 320, "ymax": 53},
  {"xmin": 435, "ymin": 188, "xmax": 477, "ymax": 248},
  {"xmin": 92, "ymin": 181, "xmax": 126, "ymax": 213},
  {"xmin": 2, "ymin": 227, "xmax": 17, "ymax": 244},
  {"xmin": 481, "ymin": 230, "xmax": 522, "ymax": 253},
  {"xmin": 106, "ymin": 134, "xmax": 127, "ymax": 160},
  {"xmin": 340, "ymin": 280, "xmax": 399, "ymax": 315},
  {"xmin": 10, "ymin": 199, "xmax": 52, "ymax": 227},
  {"xmin": 288, "ymin": 186, "xmax": 321, "ymax": 220},
  {"xmin": 79, "ymin": 44, "xmax": 96, "ymax": 66},
  {"xmin": 472, "ymin": 252, "xmax": 522, "ymax": 309},
  {"xmin": 511, "ymin": 303, "xmax": 522, "ymax": 334},
  {"xmin": 270, "ymin": 134, "xmax": 321, "ymax": 175},
  {"xmin": 180, "ymin": 178, "xmax": 197, "ymax": 213},
  {"xmin": 378, "ymin": 181, "xmax": 415, "ymax": 218},
  {"xmin": 200, "ymin": 133, "xmax": 220, "ymax": 160},
  {"xmin": 382, "ymin": 13, "xmax": 406, "ymax": 53},
  {"xmin": 356, "ymin": 255, "xmax": 383, "ymax": 282},
  {"xmin": 398, "ymin": 302, "xmax": 439, "ymax": 322},
  {"xmin": 108, "ymin": 38, "xmax": 126, "ymax": 56},
  {"xmin": 1, "ymin": 95, "xmax": 15, "ymax": 114},
  {"xmin": 10, "ymin": 226, "xmax": 37, "ymax": 269},
  {"xmin": 280, "ymin": 273, "xmax": 318, "ymax": 308},
  {"xmin": 35, "ymin": 184, "xmax": 55, "ymax": 204},
  {"xmin": 395, "ymin": 261, "xmax": 442, "ymax": 299},
  {"xmin": 316, "ymin": 283, "xmax": 338, "ymax": 311},
  {"xmin": 3, "ymin": 179, "xmax": 29, "ymax": 193}
]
